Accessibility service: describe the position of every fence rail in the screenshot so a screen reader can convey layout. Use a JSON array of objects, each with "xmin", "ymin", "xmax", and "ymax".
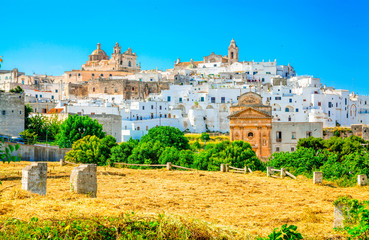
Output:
[
  {"xmin": 220, "ymin": 164, "xmax": 252, "ymax": 174},
  {"xmin": 114, "ymin": 163, "xmax": 166, "ymax": 167},
  {"xmin": 267, "ymin": 166, "xmax": 296, "ymax": 179}
]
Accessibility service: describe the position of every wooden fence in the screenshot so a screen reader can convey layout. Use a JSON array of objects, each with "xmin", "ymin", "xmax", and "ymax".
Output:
[
  {"xmin": 267, "ymin": 166, "xmax": 296, "ymax": 179},
  {"xmin": 113, "ymin": 162, "xmax": 195, "ymax": 171},
  {"xmin": 220, "ymin": 164, "xmax": 252, "ymax": 174}
]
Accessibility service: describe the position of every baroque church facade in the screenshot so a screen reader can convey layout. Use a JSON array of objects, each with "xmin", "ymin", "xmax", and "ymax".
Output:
[{"xmin": 228, "ymin": 92, "xmax": 272, "ymax": 159}]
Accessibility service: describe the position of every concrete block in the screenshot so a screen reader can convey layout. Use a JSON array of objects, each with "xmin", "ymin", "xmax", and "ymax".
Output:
[
  {"xmin": 70, "ymin": 164, "xmax": 97, "ymax": 198},
  {"xmin": 334, "ymin": 204, "xmax": 347, "ymax": 228},
  {"xmin": 358, "ymin": 175, "xmax": 367, "ymax": 186},
  {"xmin": 21, "ymin": 162, "xmax": 47, "ymax": 195},
  {"xmin": 166, "ymin": 162, "xmax": 172, "ymax": 170},
  {"xmin": 313, "ymin": 171, "xmax": 323, "ymax": 184}
]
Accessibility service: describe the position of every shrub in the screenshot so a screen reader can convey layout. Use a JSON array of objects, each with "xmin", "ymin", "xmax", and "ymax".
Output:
[
  {"xmin": 110, "ymin": 138, "xmax": 138, "ymax": 164},
  {"xmin": 65, "ymin": 135, "xmax": 117, "ymax": 165},
  {"xmin": 334, "ymin": 196, "xmax": 369, "ymax": 239}
]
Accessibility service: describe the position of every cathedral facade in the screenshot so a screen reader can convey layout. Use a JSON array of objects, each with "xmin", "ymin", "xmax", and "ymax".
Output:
[
  {"xmin": 64, "ymin": 43, "xmax": 140, "ymax": 83},
  {"xmin": 228, "ymin": 92, "xmax": 272, "ymax": 159}
]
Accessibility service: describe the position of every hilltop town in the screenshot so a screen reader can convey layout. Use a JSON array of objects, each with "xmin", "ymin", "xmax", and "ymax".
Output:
[
  {"xmin": 1, "ymin": 40, "xmax": 369, "ymax": 239},
  {"xmin": 1, "ymin": 39, "xmax": 368, "ymax": 158}
]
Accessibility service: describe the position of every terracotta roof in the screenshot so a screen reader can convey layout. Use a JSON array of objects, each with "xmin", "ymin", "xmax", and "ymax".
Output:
[{"xmin": 47, "ymin": 108, "xmax": 64, "ymax": 114}]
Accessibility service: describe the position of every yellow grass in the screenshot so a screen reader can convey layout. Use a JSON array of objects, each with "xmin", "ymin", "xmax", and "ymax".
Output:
[{"xmin": 1, "ymin": 162, "xmax": 369, "ymax": 239}]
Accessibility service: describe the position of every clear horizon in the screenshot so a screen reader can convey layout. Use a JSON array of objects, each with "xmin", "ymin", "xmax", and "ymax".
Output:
[{"xmin": 1, "ymin": 0, "xmax": 368, "ymax": 93}]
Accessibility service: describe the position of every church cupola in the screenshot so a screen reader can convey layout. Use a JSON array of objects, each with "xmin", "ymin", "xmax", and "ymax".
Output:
[{"xmin": 228, "ymin": 39, "xmax": 239, "ymax": 64}]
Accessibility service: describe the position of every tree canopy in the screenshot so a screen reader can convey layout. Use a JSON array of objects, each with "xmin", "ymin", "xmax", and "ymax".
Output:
[
  {"xmin": 65, "ymin": 135, "xmax": 117, "ymax": 165},
  {"xmin": 140, "ymin": 126, "xmax": 190, "ymax": 150},
  {"xmin": 56, "ymin": 114, "xmax": 106, "ymax": 148}
]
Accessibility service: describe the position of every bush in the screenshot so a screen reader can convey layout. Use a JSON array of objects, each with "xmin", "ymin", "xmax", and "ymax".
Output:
[
  {"xmin": 65, "ymin": 135, "xmax": 117, "ymax": 165},
  {"xmin": 110, "ymin": 138, "xmax": 139, "ymax": 164},
  {"xmin": 192, "ymin": 140, "xmax": 265, "ymax": 171},
  {"xmin": 268, "ymin": 136, "xmax": 369, "ymax": 186},
  {"xmin": 0, "ymin": 213, "xmax": 241, "ymax": 239},
  {"xmin": 19, "ymin": 129, "xmax": 37, "ymax": 144},
  {"xmin": 334, "ymin": 196, "xmax": 369, "ymax": 238}
]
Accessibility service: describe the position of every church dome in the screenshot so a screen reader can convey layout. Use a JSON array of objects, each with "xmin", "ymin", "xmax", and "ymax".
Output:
[
  {"xmin": 91, "ymin": 49, "xmax": 108, "ymax": 56},
  {"xmin": 89, "ymin": 43, "xmax": 109, "ymax": 61}
]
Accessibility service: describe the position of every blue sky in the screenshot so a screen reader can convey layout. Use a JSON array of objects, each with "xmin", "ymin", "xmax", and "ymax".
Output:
[{"xmin": 1, "ymin": 0, "xmax": 368, "ymax": 93}]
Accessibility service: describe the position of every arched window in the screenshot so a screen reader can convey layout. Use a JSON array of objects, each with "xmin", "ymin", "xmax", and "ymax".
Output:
[
  {"xmin": 128, "ymin": 61, "xmax": 131, "ymax": 67},
  {"xmin": 93, "ymin": 87, "xmax": 95, "ymax": 92},
  {"xmin": 231, "ymin": 52, "xmax": 234, "ymax": 59},
  {"xmin": 104, "ymin": 87, "xmax": 107, "ymax": 93}
]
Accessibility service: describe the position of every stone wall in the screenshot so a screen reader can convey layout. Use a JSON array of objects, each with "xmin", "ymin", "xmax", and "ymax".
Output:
[
  {"xmin": 88, "ymin": 113, "xmax": 122, "ymax": 142},
  {"xmin": 0, "ymin": 92, "xmax": 25, "ymax": 136},
  {"xmin": 4, "ymin": 142, "xmax": 71, "ymax": 162},
  {"xmin": 66, "ymin": 78, "xmax": 170, "ymax": 101}
]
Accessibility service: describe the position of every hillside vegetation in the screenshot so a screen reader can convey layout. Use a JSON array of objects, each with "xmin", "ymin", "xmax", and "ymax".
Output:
[{"xmin": 1, "ymin": 162, "xmax": 369, "ymax": 239}]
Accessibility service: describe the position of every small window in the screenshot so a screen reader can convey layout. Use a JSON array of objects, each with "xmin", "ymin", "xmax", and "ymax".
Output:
[
  {"xmin": 55, "ymin": 89, "xmax": 58, "ymax": 93},
  {"xmin": 200, "ymin": 97, "xmax": 204, "ymax": 102},
  {"xmin": 292, "ymin": 132, "xmax": 296, "ymax": 139},
  {"xmin": 151, "ymin": 105, "xmax": 153, "ymax": 109},
  {"xmin": 221, "ymin": 97, "xmax": 225, "ymax": 103},
  {"xmin": 211, "ymin": 97, "xmax": 215, "ymax": 103},
  {"xmin": 93, "ymin": 88, "xmax": 95, "ymax": 92},
  {"xmin": 248, "ymin": 132, "xmax": 254, "ymax": 139},
  {"xmin": 1, "ymin": 110, "xmax": 6, "ymax": 115},
  {"xmin": 276, "ymin": 147, "xmax": 280, "ymax": 152},
  {"xmin": 167, "ymin": 96, "xmax": 171, "ymax": 101},
  {"xmin": 306, "ymin": 131, "xmax": 312, "ymax": 137},
  {"xmin": 276, "ymin": 131, "xmax": 282, "ymax": 142},
  {"xmin": 142, "ymin": 106, "xmax": 145, "ymax": 110},
  {"xmin": 291, "ymin": 147, "xmax": 295, "ymax": 152},
  {"xmin": 289, "ymin": 99, "xmax": 292, "ymax": 103},
  {"xmin": 159, "ymin": 106, "xmax": 162, "ymax": 110}
]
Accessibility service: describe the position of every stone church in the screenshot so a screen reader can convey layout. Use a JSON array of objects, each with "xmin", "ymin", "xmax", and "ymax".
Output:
[
  {"xmin": 174, "ymin": 39, "xmax": 239, "ymax": 69},
  {"xmin": 228, "ymin": 92, "xmax": 272, "ymax": 159}
]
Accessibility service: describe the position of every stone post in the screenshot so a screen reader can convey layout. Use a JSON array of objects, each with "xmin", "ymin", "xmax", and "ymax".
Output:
[
  {"xmin": 225, "ymin": 164, "xmax": 229, "ymax": 172},
  {"xmin": 21, "ymin": 162, "xmax": 47, "ymax": 195},
  {"xmin": 244, "ymin": 166, "xmax": 247, "ymax": 174},
  {"xmin": 313, "ymin": 171, "xmax": 323, "ymax": 184},
  {"xmin": 60, "ymin": 158, "xmax": 65, "ymax": 166},
  {"xmin": 220, "ymin": 164, "xmax": 225, "ymax": 172},
  {"xmin": 281, "ymin": 168, "xmax": 286, "ymax": 178},
  {"xmin": 357, "ymin": 175, "xmax": 367, "ymax": 186},
  {"xmin": 267, "ymin": 166, "xmax": 273, "ymax": 177},
  {"xmin": 334, "ymin": 204, "xmax": 346, "ymax": 228},
  {"xmin": 70, "ymin": 164, "xmax": 97, "ymax": 198},
  {"xmin": 166, "ymin": 162, "xmax": 172, "ymax": 171}
]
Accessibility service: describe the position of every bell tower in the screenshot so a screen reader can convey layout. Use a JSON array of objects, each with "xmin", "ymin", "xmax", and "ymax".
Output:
[{"xmin": 228, "ymin": 39, "xmax": 239, "ymax": 64}]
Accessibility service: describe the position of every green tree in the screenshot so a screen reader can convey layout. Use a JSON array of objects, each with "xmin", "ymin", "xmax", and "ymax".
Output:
[
  {"xmin": 200, "ymin": 132, "xmax": 210, "ymax": 146},
  {"xmin": 27, "ymin": 114, "xmax": 47, "ymax": 140},
  {"xmin": 192, "ymin": 140, "xmax": 264, "ymax": 171},
  {"xmin": 9, "ymin": 86, "xmax": 23, "ymax": 93},
  {"xmin": 56, "ymin": 114, "xmax": 106, "ymax": 148},
  {"xmin": 140, "ymin": 126, "xmax": 190, "ymax": 150},
  {"xmin": 128, "ymin": 141, "xmax": 165, "ymax": 165},
  {"xmin": 24, "ymin": 104, "xmax": 33, "ymax": 129},
  {"xmin": 110, "ymin": 138, "xmax": 139, "ymax": 164},
  {"xmin": 65, "ymin": 135, "xmax": 116, "ymax": 165},
  {"xmin": 19, "ymin": 129, "xmax": 37, "ymax": 144}
]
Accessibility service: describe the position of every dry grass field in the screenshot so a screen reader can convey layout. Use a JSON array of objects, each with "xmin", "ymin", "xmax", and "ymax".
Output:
[{"xmin": 1, "ymin": 162, "xmax": 369, "ymax": 239}]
